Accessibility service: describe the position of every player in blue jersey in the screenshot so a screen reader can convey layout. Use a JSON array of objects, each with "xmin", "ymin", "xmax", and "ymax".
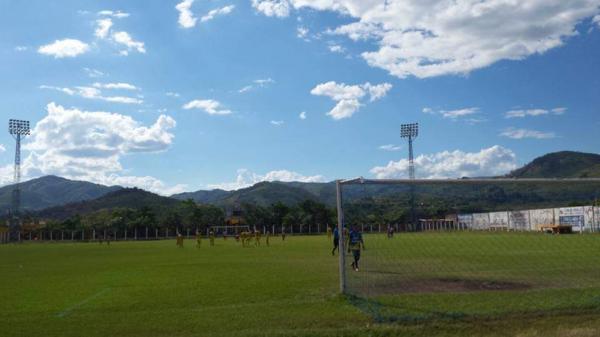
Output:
[{"xmin": 348, "ymin": 226, "xmax": 365, "ymax": 271}]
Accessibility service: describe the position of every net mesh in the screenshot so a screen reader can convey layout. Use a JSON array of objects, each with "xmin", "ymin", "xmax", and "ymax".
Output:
[{"xmin": 340, "ymin": 180, "xmax": 600, "ymax": 322}]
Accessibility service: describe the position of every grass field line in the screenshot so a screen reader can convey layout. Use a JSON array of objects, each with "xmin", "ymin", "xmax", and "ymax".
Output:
[{"xmin": 56, "ymin": 288, "xmax": 111, "ymax": 318}]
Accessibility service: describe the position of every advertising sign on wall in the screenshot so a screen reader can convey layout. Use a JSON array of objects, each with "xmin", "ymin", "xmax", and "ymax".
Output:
[
  {"xmin": 489, "ymin": 211, "xmax": 509, "ymax": 229},
  {"xmin": 558, "ymin": 207, "xmax": 585, "ymax": 232}
]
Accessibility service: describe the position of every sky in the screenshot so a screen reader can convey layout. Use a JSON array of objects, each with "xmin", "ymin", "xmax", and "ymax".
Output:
[{"xmin": 0, "ymin": 0, "xmax": 599, "ymax": 194}]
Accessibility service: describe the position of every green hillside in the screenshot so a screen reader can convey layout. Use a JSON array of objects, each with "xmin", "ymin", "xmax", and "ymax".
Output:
[
  {"xmin": 508, "ymin": 151, "xmax": 600, "ymax": 178},
  {"xmin": 0, "ymin": 175, "xmax": 121, "ymax": 213}
]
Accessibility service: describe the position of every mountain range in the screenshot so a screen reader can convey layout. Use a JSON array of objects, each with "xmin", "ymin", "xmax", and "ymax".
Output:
[{"xmin": 1, "ymin": 150, "xmax": 599, "ymax": 220}]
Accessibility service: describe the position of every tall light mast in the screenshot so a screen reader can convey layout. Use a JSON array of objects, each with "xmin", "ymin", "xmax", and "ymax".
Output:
[{"xmin": 8, "ymin": 119, "xmax": 30, "ymax": 242}]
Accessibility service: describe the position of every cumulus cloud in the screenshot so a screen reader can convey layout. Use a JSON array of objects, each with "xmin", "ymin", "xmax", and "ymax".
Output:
[
  {"xmin": 201, "ymin": 5, "xmax": 235, "ymax": 23},
  {"xmin": 251, "ymin": 0, "xmax": 290, "ymax": 18},
  {"xmin": 379, "ymin": 144, "xmax": 402, "ymax": 152},
  {"xmin": 297, "ymin": 26, "xmax": 309, "ymax": 40},
  {"xmin": 38, "ymin": 39, "xmax": 90, "ymax": 58},
  {"xmin": 166, "ymin": 92, "xmax": 181, "ymax": 97},
  {"xmin": 500, "ymin": 128, "xmax": 556, "ymax": 139},
  {"xmin": 176, "ymin": 0, "xmax": 197, "ymax": 28},
  {"xmin": 299, "ymin": 111, "xmax": 307, "ymax": 120},
  {"xmin": 270, "ymin": 120, "xmax": 284, "ymax": 126},
  {"xmin": 208, "ymin": 168, "xmax": 325, "ymax": 190},
  {"xmin": 112, "ymin": 31, "xmax": 146, "ymax": 54},
  {"xmin": 310, "ymin": 81, "xmax": 392, "ymax": 120},
  {"xmin": 256, "ymin": 1, "xmax": 600, "ymax": 78},
  {"xmin": 370, "ymin": 145, "xmax": 517, "ymax": 179},
  {"xmin": 182, "ymin": 99, "xmax": 232, "ymax": 115},
  {"xmin": 0, "ymin": 144, "xmax": 5, "ymax": 153},
  {"xmin": 328, "ymin": 44, "xmax": 345, "ymax": 53},
  {"xmin": 14, "ymin": 46, "xmax": 28, "ymax": 52},
  {"xmin": 0, "ymin": 103, "xmax": 182, "ymax": 194},
  {"xmin": 94, "ymin": 16, "xmax": 145, "ymax": 55}
]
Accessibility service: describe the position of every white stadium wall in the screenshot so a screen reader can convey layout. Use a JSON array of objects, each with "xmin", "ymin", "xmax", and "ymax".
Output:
[
  {"xmin": 509, "ymin": 211, "xmax": 530, "ymax": 231},
  {"xmin": 458, "ymin": 214, "xmax": 474, "ymax": 229},
  {"xmin": 489, "ymin": 212, "xmax": 509, "ymax": 229},
  {"xmin": 472, "ymin": 213, "xmax": 490, "ymax": 230},
  {"xmin": 529, "ymin": 208, "xmax": 555, "ymax": 231}
]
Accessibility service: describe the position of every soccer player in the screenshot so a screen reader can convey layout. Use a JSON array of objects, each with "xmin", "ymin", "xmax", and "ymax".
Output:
[
  {"xmin": 209, "ymin": 228, "xmax": 215, "ymax": 246},
  {"xmin": 387, "ymin": 225, "xmax": 394, "ymax": 239},
  {"xmin": 266, "ymin": 230, "xmax": 270, "ymax": 246},
  {"xmin": 327, "ymin": 226, "xmax": 332, "ymax": 240},
  {"xmin": 254, "ymin": 229, "xmax": 261, "ymax": 246},
  {"xmin": 331, "ymin": 226, "xmax": 339, "ymax": 256},
  {"xmin": 196, "ymin": 231, "xmax": 202, "ymax": 248},
  {"xmin": 176, "ymin": 233, "xmax": 184, "ymax": 248},
  {"xmin": 281, "ymin": 226, "xmax": 286, "ymax": 241},
  {"xmin": 348, "ymin": 226, "xmax": 365, "ymax": 272}
]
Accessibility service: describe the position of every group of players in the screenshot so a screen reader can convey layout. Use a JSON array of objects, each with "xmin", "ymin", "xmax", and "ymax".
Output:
[
  {"xmin": 175, "ymin": 224, "xmax": 373, "ymax": 273},
  {"xmin": 176, "ymin": 227, "xmax": 285, "ymax": 248}
]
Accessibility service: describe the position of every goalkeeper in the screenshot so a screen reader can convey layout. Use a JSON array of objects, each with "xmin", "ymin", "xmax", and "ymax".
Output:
[{"xmin": 348, "ymin": 226, "xmax": 365, "ymax": 272}]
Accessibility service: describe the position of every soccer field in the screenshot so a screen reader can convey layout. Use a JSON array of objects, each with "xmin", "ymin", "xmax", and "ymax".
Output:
[{"xmin": 2, "ymin": 233, "xmax": 600, "ymax": 337}]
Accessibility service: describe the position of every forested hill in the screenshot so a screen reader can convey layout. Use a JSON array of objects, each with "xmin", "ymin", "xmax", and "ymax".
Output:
[
  {"xmin": 507, "ymin": 151, "xmax": 600, "ymax": 178},
  {"xmin": 0, "ymin": 175, "xmax": 121, "ymax": 213},
  {"xmin": 36, "ymin": 188, "xmax": 180, "ymax": 220}
]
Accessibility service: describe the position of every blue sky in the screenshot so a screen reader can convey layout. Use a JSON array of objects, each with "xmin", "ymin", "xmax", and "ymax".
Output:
[{"xmin": 0, "ymin": 0, "xmax": 599, "ymax": 194}]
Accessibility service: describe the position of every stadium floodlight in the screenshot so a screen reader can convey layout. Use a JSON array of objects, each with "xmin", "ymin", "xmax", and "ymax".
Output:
[
  {"xmin": 8, "ymin": 119, "xmax": 30, "ymax": 242},
  {"xmin": 400, "ymin": 123, "xmax": 418, "ymax": 180}
]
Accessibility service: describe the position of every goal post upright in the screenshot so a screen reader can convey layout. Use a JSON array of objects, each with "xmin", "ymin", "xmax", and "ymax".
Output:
[{"xmin": 335, "ymin": 176, "xmax": 600, "ymax": 295}]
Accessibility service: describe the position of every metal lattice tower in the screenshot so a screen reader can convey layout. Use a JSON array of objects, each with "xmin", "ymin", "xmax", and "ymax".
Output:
[
  {"xmin": 400, "ymin": 123, "xmax": 419, "ymax": 180},
  {"xmin": 8, "ymin": 119, "xmax": 30, "ymax": 242}
]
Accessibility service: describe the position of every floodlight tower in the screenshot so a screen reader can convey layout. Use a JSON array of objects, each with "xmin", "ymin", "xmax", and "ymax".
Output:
[
  {"xmin": 400, "ymin": 123, "xmax": 419, "ymax": 179},
  {"xmin": 401, "ymin": 123, "xmax": 419, "ymax": 231},
  {"xmin": 8, "ymin": 119, "xmax": 30, "ymax": 242}
]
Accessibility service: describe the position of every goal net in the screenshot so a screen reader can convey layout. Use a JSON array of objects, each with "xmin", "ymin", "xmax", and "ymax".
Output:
[{"xmin": 335, "ymin": 178, "xmax": 600, "ymax": 322}]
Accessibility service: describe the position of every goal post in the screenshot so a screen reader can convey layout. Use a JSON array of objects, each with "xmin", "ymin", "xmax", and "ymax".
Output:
[{"xmin": 335, "ymin": 177, "xmax": 600, "ymax": 302}]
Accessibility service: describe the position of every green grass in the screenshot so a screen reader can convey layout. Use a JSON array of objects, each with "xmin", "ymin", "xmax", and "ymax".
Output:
[{"xmin": 2, "ymin": 233, "xmax": 600, "ymax": 337}]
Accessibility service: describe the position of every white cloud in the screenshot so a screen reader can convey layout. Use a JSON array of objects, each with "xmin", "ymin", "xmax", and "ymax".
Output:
[
  {"xmin": 379, "ymin": 144, "xmax": 402, "ymax": 152},
  {"xmin": 40, "ymin": 85, "xmax": 143, "ymax": 105},
  {"xmin": 93, "ymin": 82, "xmax": 138, "ymax": 90},
  {"xmin": 201, "ymin": 5, "xmax": 235, "ymax": 23},
  {"xmin": 299, "ymin": 111, "xmax": 307, "ymax": 120},
  {"xmin": 208, "ymin": 168, "xmax": 325, "ymax": 190},
  {"xmin": 310, "ymin": 81, "xmax": 392, "ymax": 120},
  {"xmin": 182, "ymin": 99, "xmax": 232, "ymax": 115},
  {"xmin": 83, "ymin": 68, "xmax": 105, "ymax": 78},
  {"xmin": 594, "ymin": 14, "xmax": 600, "ymax": 27},
  {"xmin": 38, "ymin": 39, "xmax": 90, "ymax": 58},
  {"xmin": 251, "ymin": 0, "xmax": 290, "ymax": 18},
  {"xmin": 94, "ymin": 17, "xmax": 145, "ymax": 55},
  {"xmin": 14, "ymin": 46, "xmax": 28, "ymax": 52},
  {"xmin": 95, "ymin": 18, "xmax": 113, "ymax": 39},
  {"xmin": 98, "ymin": 10, "xmax": 130, "ymax": 18},
  {"xmin": 270, "ymin": 120, "xmax": 284, "ymax": 126},
  {"xmin": 176, "ymin": 0, "xmax": 197, "ymax": 28},
  {"xmin": 328, "ymin": 44, "xmax": 345, "ymax": 53},
  {"xmin": 500, "ymin": 128, "xmax": 556, "ymax": 139},
  {"xmin": 552, "ymin": 107, "xmax": 567, "ymax": 115},
  {"xmin": 112, "ymin": 31, "xmax": 146, "ymax": 54},
  {"xmin": 166, "ymin": 92, "xmax": 181, "ymax": 97},
  {"xmin": 441, "ymin": 107, "xmax": 479, "ymax": 119},
  {"xmin": 238, "ymin": 78, "xmax": 275, "ymax": 93},
  {"xmin": 257, "ymin": 1, "xmax": 600, "ymax": 79},
  {"xmin": 422, "ymin": 107, "xmax": 434, "ymax": 114},
  {"xmin": 505, "ymin": 109, "xmax": 548, "ymax": 118},
  {"xmin": 371, "ymin": 145, "xmax": 517, "ymax": 179},
  {"xmin": 0, "ymin": 102, "xmax": 181, "ymax": 194},
  {"xmin": 297, "ymin": 26, "xmax": 309, "ymax": 40},
  {"xmin": 0, "ymin": 144, "xmax": 5, "ymax": 153}
]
